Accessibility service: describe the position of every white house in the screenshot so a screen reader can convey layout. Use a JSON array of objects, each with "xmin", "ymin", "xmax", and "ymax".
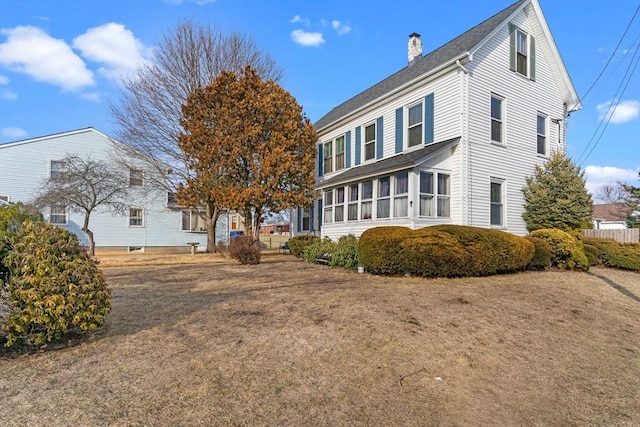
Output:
[
  {"xmin": 0, "ymin": 127, "xmax": 236, "ymax": 252},
  {"xmin": 292, "ymin": 0, "xmax": 580, "ymax": 239},
  {"xmin": 592, "ymin": 203, "xmax": 632, "ymax": 230}
]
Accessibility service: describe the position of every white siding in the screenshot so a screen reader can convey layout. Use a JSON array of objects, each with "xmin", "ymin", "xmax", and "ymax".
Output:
[
  {"xmin": 465, "ymin": 9, "xmax": 566, "ymax": 235},
  {"xmin": 0, "ymin": 128, "xmax": 214, "ymax": 250}
]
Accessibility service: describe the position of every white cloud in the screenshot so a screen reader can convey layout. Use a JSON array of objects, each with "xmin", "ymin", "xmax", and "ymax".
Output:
[
  {"xmin": 291, "ymin": 29, "xmax": 325, "ymax": 47},
  {"xmin": 73, "ymin": 23, "xmax": 152, "ymax": 81},
  {"xmin": 597, "ymin": 99, "xmax": 640, "ymax": 124},
  {"xmin": 584, "ymin": 165, "xmax": 639, "ymax": 194},
  {"xmin": 1, "ymin": 89, "xmax": 17, "ymax": 100},
  {"xmin": 0, "ymin": 74, "xmax": 8, "ymax": 85},
  {"xmin": 0, "ymin": 26, "xmax": 94, "ymax": 91},
  {"xmin": 332, "ymin": 20, "xmax": 351, "ymax": 35},
  {"xmin": 1, "ymin": 127, "xmax": 27, "ymax": 139},
  {"xmin": 290, "ymin": 15, "xmax": 310, "ymax": 26}
]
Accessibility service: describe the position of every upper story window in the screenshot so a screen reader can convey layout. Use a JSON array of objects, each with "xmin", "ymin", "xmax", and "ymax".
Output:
[
  {"xmin": 335, "ymin": 136, "xmax": 345, "ymax": 171},
  {"xmin": 491, "ymin": 95, "xmax": 504, "ymax": 143},
  {"xmin": 129, "ymin": 208, "xmax": 144, "ymax": 227},
  {"xmin": 408, "ymin": 102, "xmax": 423, "ymax": 147},
  {"xmin": 129, "ymin": 168, "xmax": 143, "ymax": 187},
  {"xmin": 364, "ymin": 123, "xmax": 376, "ymax": 161},
  {"xmin": 509, "ymin": 23, "xmax": 536, "ymax": 80},
  {"xmin": 50, "ymin": 160, "xmax": 66, "ymax": 180},
  {"xmin": 537, "ymin": 114, "xmax": 547, "ymax": 155},
  {"xmin": 50, "ymin": 205, "xmax": 67, "ymax": 224},
  {"xmin": 323, "ymin": 140, "xmax": 333, "ymax": 174}
]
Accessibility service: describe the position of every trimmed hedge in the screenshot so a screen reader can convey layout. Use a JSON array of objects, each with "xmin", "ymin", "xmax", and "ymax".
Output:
[
  {"xmin": 288, "ymin": 235, "xmax": 319, "ymax": 258},
  {"xmin": 399, "ymin": 229, "xmax": 471, "ymax": 277},
  {"xmin": 528, "ymin": 228, "xmax": 589, "ymax": 270},
  {"xmin": 582, "ymin": 238, "xmax": 640, "ymax": 272},
  {"xmin": 525, "ymin": 236, "xmax": 553, "ymax": 270},
  {"xmin": 358, "ymin": 227, "xmax": 413, "ymax": 275}
]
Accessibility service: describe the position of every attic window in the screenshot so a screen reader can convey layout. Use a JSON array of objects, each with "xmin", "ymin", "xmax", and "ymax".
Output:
[
  {"xmin": 516, "ymin": 30, "xmax": 528, "ymax": 75},
  {"xmin": 509, "ymin": 23, "xmax": 536, "ymax": 81}
]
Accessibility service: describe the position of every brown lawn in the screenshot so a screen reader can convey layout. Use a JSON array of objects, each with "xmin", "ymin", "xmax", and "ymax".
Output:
[{"xmin": 1, "ymin": 255, "xmax": 639, "ymax": 426}]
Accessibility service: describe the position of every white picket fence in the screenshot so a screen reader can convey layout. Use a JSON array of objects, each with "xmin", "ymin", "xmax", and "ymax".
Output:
[{"xmin": 582, "ymin": 228, "xmax": 639, "ymax": 243}]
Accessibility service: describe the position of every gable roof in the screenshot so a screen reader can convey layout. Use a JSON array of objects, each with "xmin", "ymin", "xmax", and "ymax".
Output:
[
  {"xmin": 0, "ymin": 127, "xmax": 111, "ymax": 149},
  {"xmin": 317, "ymin": 137, "xmax": 459, "ymax": 188},
  {"xmin": 593, "ymin": 203, "xmax": 633, "ymax": 222},
  {"xmin": 314, "ymin": 0, "xmax": 527, "ymax": 131}
]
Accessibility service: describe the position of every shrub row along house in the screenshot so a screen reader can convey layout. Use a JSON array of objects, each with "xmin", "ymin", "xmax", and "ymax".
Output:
[
  {"xmin": 0, "ymin": 128, "xmax": 245, "ymax": 252},
  {"xmin": 292, "ymin": 0, "xmax": 581, "ymax": 240}
]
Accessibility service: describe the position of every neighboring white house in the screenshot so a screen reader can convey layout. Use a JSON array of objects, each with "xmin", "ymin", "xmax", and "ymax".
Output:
[
  {"xmin": 0, "ymin": 127, "xmax": 235, "ymax": 252},
  {"xmin": 292, "ymin": 0, "xmax": 580, "ymax": 239},
  {"xmin": 592, "ymin": 203, "xmax": 632, "ymax": 230}
]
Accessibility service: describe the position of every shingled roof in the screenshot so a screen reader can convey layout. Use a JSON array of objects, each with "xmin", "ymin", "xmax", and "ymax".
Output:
[{"xmin": 314, "ymin": 0, "xmax": 526, "ymax": 131}]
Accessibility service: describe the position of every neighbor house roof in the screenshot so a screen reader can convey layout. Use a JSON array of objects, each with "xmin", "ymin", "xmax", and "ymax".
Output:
[
  {"xmin": 592, "ymin": 203, "xmax": 633, "ymax": 222},
  {"xmin": 317, "ymin": 137, "xmax": 459, "ymax": 188},
  {"xmin": 314, "ymin": 0, "xmax": 527, "ymax": 131}
]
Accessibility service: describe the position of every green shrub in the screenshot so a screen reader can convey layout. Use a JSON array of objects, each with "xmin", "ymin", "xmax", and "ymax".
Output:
[
  {"xmin": 583, "ymin": 244, "xmax": 598, "ymax": 266},
  {"xmin": 358, "ymin": 227, "xmax": 413, "ymax": 275},
  {"xmin": 229, "ymin": 236, "xmax": 261, "ymax": 265},
  {"xmin": 583, "ymin": 238, "xmax": 640, "ymax": 272},
  {"xmin": 1, "ymin": 222, "xmax": 111, "ymax": 348},
  {"xmin": 427, "ymin": 225, "xmax": 534, "ymax": 275},
  {"xmin": 302, "ymin": 237, "xmax": 336, "ymax": 264},
  {"xmin": 0, "ymin": 202, "xmax": 43, "ymax": 240},
  {"xmin": 330, "ymin": 235, "xmax": 360, "ymax": 269},
  {"xmin": 528, "ymin": 228, "xmax": 589, "ymax": 270},
  {"xmin": 399, "ymin": 229, "xmax": 471, "ymax": 277},
  {"xmin": 525, "ymin": 236, "xmax": 553, "ymax": 270},
  {"xmin": 288, "ymin": 234, "xmax": 320, "ymax": 258}
]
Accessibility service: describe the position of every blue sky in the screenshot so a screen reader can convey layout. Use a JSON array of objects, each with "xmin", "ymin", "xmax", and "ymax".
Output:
[{"xmin": 1, "ymin": 0, "xmax": 638, "ymax": 196}]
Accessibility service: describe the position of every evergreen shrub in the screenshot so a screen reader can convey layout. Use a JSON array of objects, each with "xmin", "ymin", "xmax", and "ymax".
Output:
[
  {"xmin": 399, "ymin": 229, "xmax": 470, "ymax": 277},
  {"xmin": 229, "ymin": 236, "xmax": 262, "ymax": 265},
  {"xmin": 288, "ymin": 235, "xmax": 319, "ymax": 258},
  {"xmin": 330, "ymin": 235, "xmax": 360, "ymax": 269},
  {"xmin": 358, "ymin": 226, "xmax": 413, "ymax": 275},
  {"xmin": 302, "ymin": 237, "xmax": 336, "ymax": 264},
  {"xmin": 528, "ymin": 228, "xmax": 589, "ymax": 270},
  {"xmin": 582, "ymin": 238, "xmax": 640, "ymax": 272},
  {"xmin": 1, "ymin": 222, "xmax": 111, "ymax": 348},
  {"xmin": 525, "ymin": 236, "xmax": 553, "ymax": 270}
]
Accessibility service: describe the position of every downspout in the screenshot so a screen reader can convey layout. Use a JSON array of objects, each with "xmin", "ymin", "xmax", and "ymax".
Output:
[{"xmin": 456, "ymin": 58, "xmax": 470, "ymax": 226}]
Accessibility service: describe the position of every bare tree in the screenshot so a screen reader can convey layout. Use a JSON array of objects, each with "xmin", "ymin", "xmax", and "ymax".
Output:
[
  {"xmin": 31, "ymin": 155, "xmax": 129, "ymax": 256},
  {"xmin": 110, "ymin": 20, "xmax": 282, "ymax": 252},
  {"xmin": 593, "ymin": 182, "xmax": 627, "ymax": 204}
]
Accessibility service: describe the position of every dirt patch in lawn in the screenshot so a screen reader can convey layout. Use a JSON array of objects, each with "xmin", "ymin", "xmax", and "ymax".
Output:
[{"xmin": 1, "ymin": 259, "xmax": 638, "ymax": 426}]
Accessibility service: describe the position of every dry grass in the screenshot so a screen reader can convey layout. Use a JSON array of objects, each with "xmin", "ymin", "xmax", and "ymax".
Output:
[{"xmin": 1, "ymin": 257, "xmax": 639, "ymax": 426}]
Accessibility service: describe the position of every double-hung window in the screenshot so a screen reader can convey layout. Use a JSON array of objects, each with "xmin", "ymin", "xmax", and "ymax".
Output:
[
  {"xmin": 419, "ymin": 172, "xmax": 434, "ymax": 216},
  {"xmin": 537, "ymin": 114, "xmax": 547, "ymax": 155},
  {"xmin": 348, "ymin": 184, "xmax": 359, "ymax": 221},
  {"xmin": 334, "ymin": 136, "xmax": 345, "ymax": 171},
  {"xmin": 510, "ymin": 23, "xmax": 535, "ymax": 80},
  {"xmin": 129, "ymin": 208, "xmax": 144, "ymax": 227},
  {"xmin": 394, "ymin": 171, "xmax": 409, "ymax": 217},
  {"xmin": 301, "ymin": 209, "xmax": 311, "ymax": 231},
  {"xmin": 364, "ymin": 123, "xmax": 376, "ymax": 161},
  {"xmin": 323, "ymin": 141, "xmax": 333, "ymax": 174},
  {"xmin": 437, "ymin": 174, "xmax": 451, "ymax": 217},
  {"xmin": 323, "ymin": 190, "xmax": 333, "ymax": 224},
  {"xmin": 334, "ymin": 187, "xmax": 345, "ymax": 222},
  {"xmin": 516, "ymin": 29, "xmax": 528, "ymax": 76},
  {"xmin": 361, "ymin": 181, "xmax": 373, "ymax": 220},
  {"xmin": 181, "ymin": 210, "xmax": 206, "ymax": 232},
  {"xmin": 129, "ymin": 168, "xmax": 143, "ymax": 187},
  {"xmin": 50, "ymin": 206, "xmax": 67, "ymax": 224},
  {"xmin": 408, "ymin": 102, "xmax": 423, "ymax": 147},
  {"xmin": 491, "ymin": 95, "xmax": 504, "ymax": 143},
  {"xmin": 50, "ymin": 160, "xmax": 66, "ymax": 180},
  {"xmin": 490, "ymin": 179, "xmax": 504, "ymax": 227},
  {"xmin": 377, "ymin": 177, "xmax": 390, "ymax": 219}
]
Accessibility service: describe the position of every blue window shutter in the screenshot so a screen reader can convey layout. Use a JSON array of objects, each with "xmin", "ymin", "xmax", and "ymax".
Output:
[
  {"xmin": 529, "ymin": 34, "xmax": 536, "ymax": 81},
  {"xmin": 310, "ymin": 204, "xmax": 315, "ymax": 232},
  {"xmin": 355, "ymin": 127, "xmax": 361, "ymax": 165},
  {"xmin": 395, "ymin": 107, "xmax": 403, "ymax": 153},
  {"xmin": 376, "ymin": 117, "xmax": 384, "ymax": 159},
  {"xmin": 345, "ymin": 131, "xmax": 351, "ymax": 168},
  {"xmin": 317, "ymin": 143, "xmax": 323, "ymax": 176},
  {"xmin": 424, "ymin": 93, "xmax": 434, "ymax": 144},
  {"xmin": 296, "ymin": 208, "xmax": 302, "ymax": 232},
  {"xmin": 317, "ymin": 199, "xmax": 323, "ymax": 229},
  {"xmin": 509, "ymin": 23, "xmax": 516, "ymax": 72}
]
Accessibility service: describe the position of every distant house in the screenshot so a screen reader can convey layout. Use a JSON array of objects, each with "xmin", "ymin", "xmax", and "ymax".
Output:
[
  {"xmin": 292, "ymin": 0, "xmax": 580, "ymax": 239},
  {"xmin": 592, "ymin": 203, "xmax": 632, "ymax": 230},
  {"xmin": 0, "ymin": 127, "xmax": 234, "ymax": 252}
]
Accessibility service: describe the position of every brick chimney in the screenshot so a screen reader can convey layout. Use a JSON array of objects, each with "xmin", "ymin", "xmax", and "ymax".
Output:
[{"xmin": 408, "ymin": 32, "xmax": 422, "ymax": 65}]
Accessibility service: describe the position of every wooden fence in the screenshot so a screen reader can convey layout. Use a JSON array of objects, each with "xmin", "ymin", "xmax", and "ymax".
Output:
[{"xmin": 582, "ymin": 228, "xmax": 639, "ymax": 243}]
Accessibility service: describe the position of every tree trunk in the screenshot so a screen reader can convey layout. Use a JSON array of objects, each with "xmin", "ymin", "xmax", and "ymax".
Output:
[
  {"xmin": 81, "ymin": 211, "xmax": 95, "ymax": 256},
  {"xmin": 205, "ymin": 201, "xmax": 220, "ymax": 253},
  {"xmin": 243, "ymin": 207, "xmax": 262, "ymax": 240}
]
